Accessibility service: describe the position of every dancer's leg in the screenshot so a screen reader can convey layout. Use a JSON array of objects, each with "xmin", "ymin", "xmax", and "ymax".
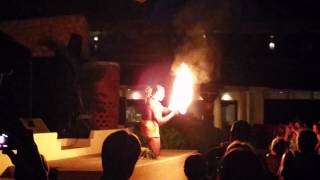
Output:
[{"xmin": 148, "ymin": 137, "xmax": 161, "ymax": 156}]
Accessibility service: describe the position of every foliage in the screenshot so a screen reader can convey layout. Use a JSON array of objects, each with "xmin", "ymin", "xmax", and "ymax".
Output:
[{"xmin": 160, "ymin": 121, "xmax": 190, "ymax": 149}]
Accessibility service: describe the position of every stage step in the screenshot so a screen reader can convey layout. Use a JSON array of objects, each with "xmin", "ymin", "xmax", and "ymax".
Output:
[{"xmin": 59, "ymin": 138, "xmax": 91, "ymax": 149}]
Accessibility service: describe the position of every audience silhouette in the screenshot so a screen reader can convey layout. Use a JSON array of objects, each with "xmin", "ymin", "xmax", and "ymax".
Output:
[
  {"xmin": 205, "ymin": 120, "xmax": 252, "ymax": 180},
  {"xmin": 1, "ymin": 31, "xmax": 47, "ymax": 180},
  {"xmin": 2, "ymin": 121, "xmax": 48, "ymax": 180},
  {"xmin": 312, "ymin": 121, "xmax": 320, "ymax": 153},
  {"xmin": 100, "ymin": 130, "xmax": 141, "ymax": 180},
  {"xmin": 218, "ymin": 141, "xmax": 266, "ymax": 180},
  {"xmin": 279, "ymin": 129, "xmax": 320, "ymax": 180},
  {"xmin": 265, "ymin": 137, "xmax": 289, "ymax": 179},
  {"xmin": 184, "ymin": 153, "xmax": 208, "ymax": 180}
]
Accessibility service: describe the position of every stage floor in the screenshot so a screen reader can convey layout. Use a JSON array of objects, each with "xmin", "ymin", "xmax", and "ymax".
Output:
[{"xmin": 48, "ymin": 149, "xmax": 196, "ymax": 180}]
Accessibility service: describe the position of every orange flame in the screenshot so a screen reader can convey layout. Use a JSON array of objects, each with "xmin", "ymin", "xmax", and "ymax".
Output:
[{"xmin": 169, "ymin": 63, "xmax": 194, "ymax": 114}]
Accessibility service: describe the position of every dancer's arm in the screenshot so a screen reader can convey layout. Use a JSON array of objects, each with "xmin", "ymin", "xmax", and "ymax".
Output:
[{"xmin": 150, "ymin": 100, "xmax": 176, "ymax": 125}]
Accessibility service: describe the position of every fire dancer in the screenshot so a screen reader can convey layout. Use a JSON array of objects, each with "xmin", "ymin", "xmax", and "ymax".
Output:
[{"xmin": 140, "ymin": 85, "xmax": 177, "ymax": 158}]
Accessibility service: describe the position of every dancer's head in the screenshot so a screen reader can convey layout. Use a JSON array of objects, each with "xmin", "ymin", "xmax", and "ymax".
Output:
[{"xmin": 145, "ymin": 84, "xmax": 165, "ymax": 102}]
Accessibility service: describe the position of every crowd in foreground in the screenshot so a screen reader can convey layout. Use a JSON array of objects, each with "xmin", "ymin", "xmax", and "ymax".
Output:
[
  {"xmin": 186, "ymin": 120, "xmax": 320, "ymax": 180},
  {"xmin": 2, "ymin": 120, "xmax": 320, "ymax": 180}
]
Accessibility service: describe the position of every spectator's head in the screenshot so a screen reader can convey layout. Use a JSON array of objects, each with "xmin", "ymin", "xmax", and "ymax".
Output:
[
  {"xmin": 229, "ymin": 120, "xmax": 251, "ymax": 142},
  {"xmin": 101, "ymin": 130, "xmax": 141, "ymax": 180},
  {"xmin": 184, "ymin": 153, "xmax": 207, "ymax": 180},
  {"xmin": 225, "ymin": 141, "xmax": 254, "ymax": 154},
  {"xmin": 219, "ymin": 148, "xmax": 265, "ymax": 180},
  {"xmin": 292, "ymin": 120, "xmax": 305, "ymax": 131},
  {"xmin": 297, "ymin": 129, "xmax": 318, "ymax": 153},
  {"xmin": 269, "ymin": 137, "xmax": 288, "ymax": 156},
  {"xmin": 312, "ymin": 121, "xmax": 320, "ymax": 134}
]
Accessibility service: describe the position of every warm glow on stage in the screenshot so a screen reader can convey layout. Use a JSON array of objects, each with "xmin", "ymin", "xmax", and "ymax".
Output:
[{"xmin": 169, "ymin": 63, "xmax": 194, "ymax": 114}]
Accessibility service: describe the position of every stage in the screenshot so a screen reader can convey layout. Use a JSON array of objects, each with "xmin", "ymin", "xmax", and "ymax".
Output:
[
  {"xmin": 48, "ymin": 150, "xmax": 195, "ymax": 180},
  {"xmin": 0, "ymin": 129, "xmax": 196, "ymax": 180}
]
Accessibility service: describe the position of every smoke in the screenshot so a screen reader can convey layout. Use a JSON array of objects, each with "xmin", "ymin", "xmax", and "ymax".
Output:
[
  {"xmin": 171, "ymin": 25, "xmax": 210, "ymax": 84},
  {"xmin": 172, "ymin": 23, "xmax": 214, "ymax": 84},
  {"xmin": 171, "ymin": 0, "xmax": 227, "ymax": 84}
]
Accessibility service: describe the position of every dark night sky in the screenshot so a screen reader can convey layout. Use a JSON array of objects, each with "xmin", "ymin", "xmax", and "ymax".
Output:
[
  {"xmin": 1, "ymin": 0, "xmax": 320, "ymax": 89},
  {"xmin": 1, "ymin": 0, "xmax": 320, "ymax": 23}
]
